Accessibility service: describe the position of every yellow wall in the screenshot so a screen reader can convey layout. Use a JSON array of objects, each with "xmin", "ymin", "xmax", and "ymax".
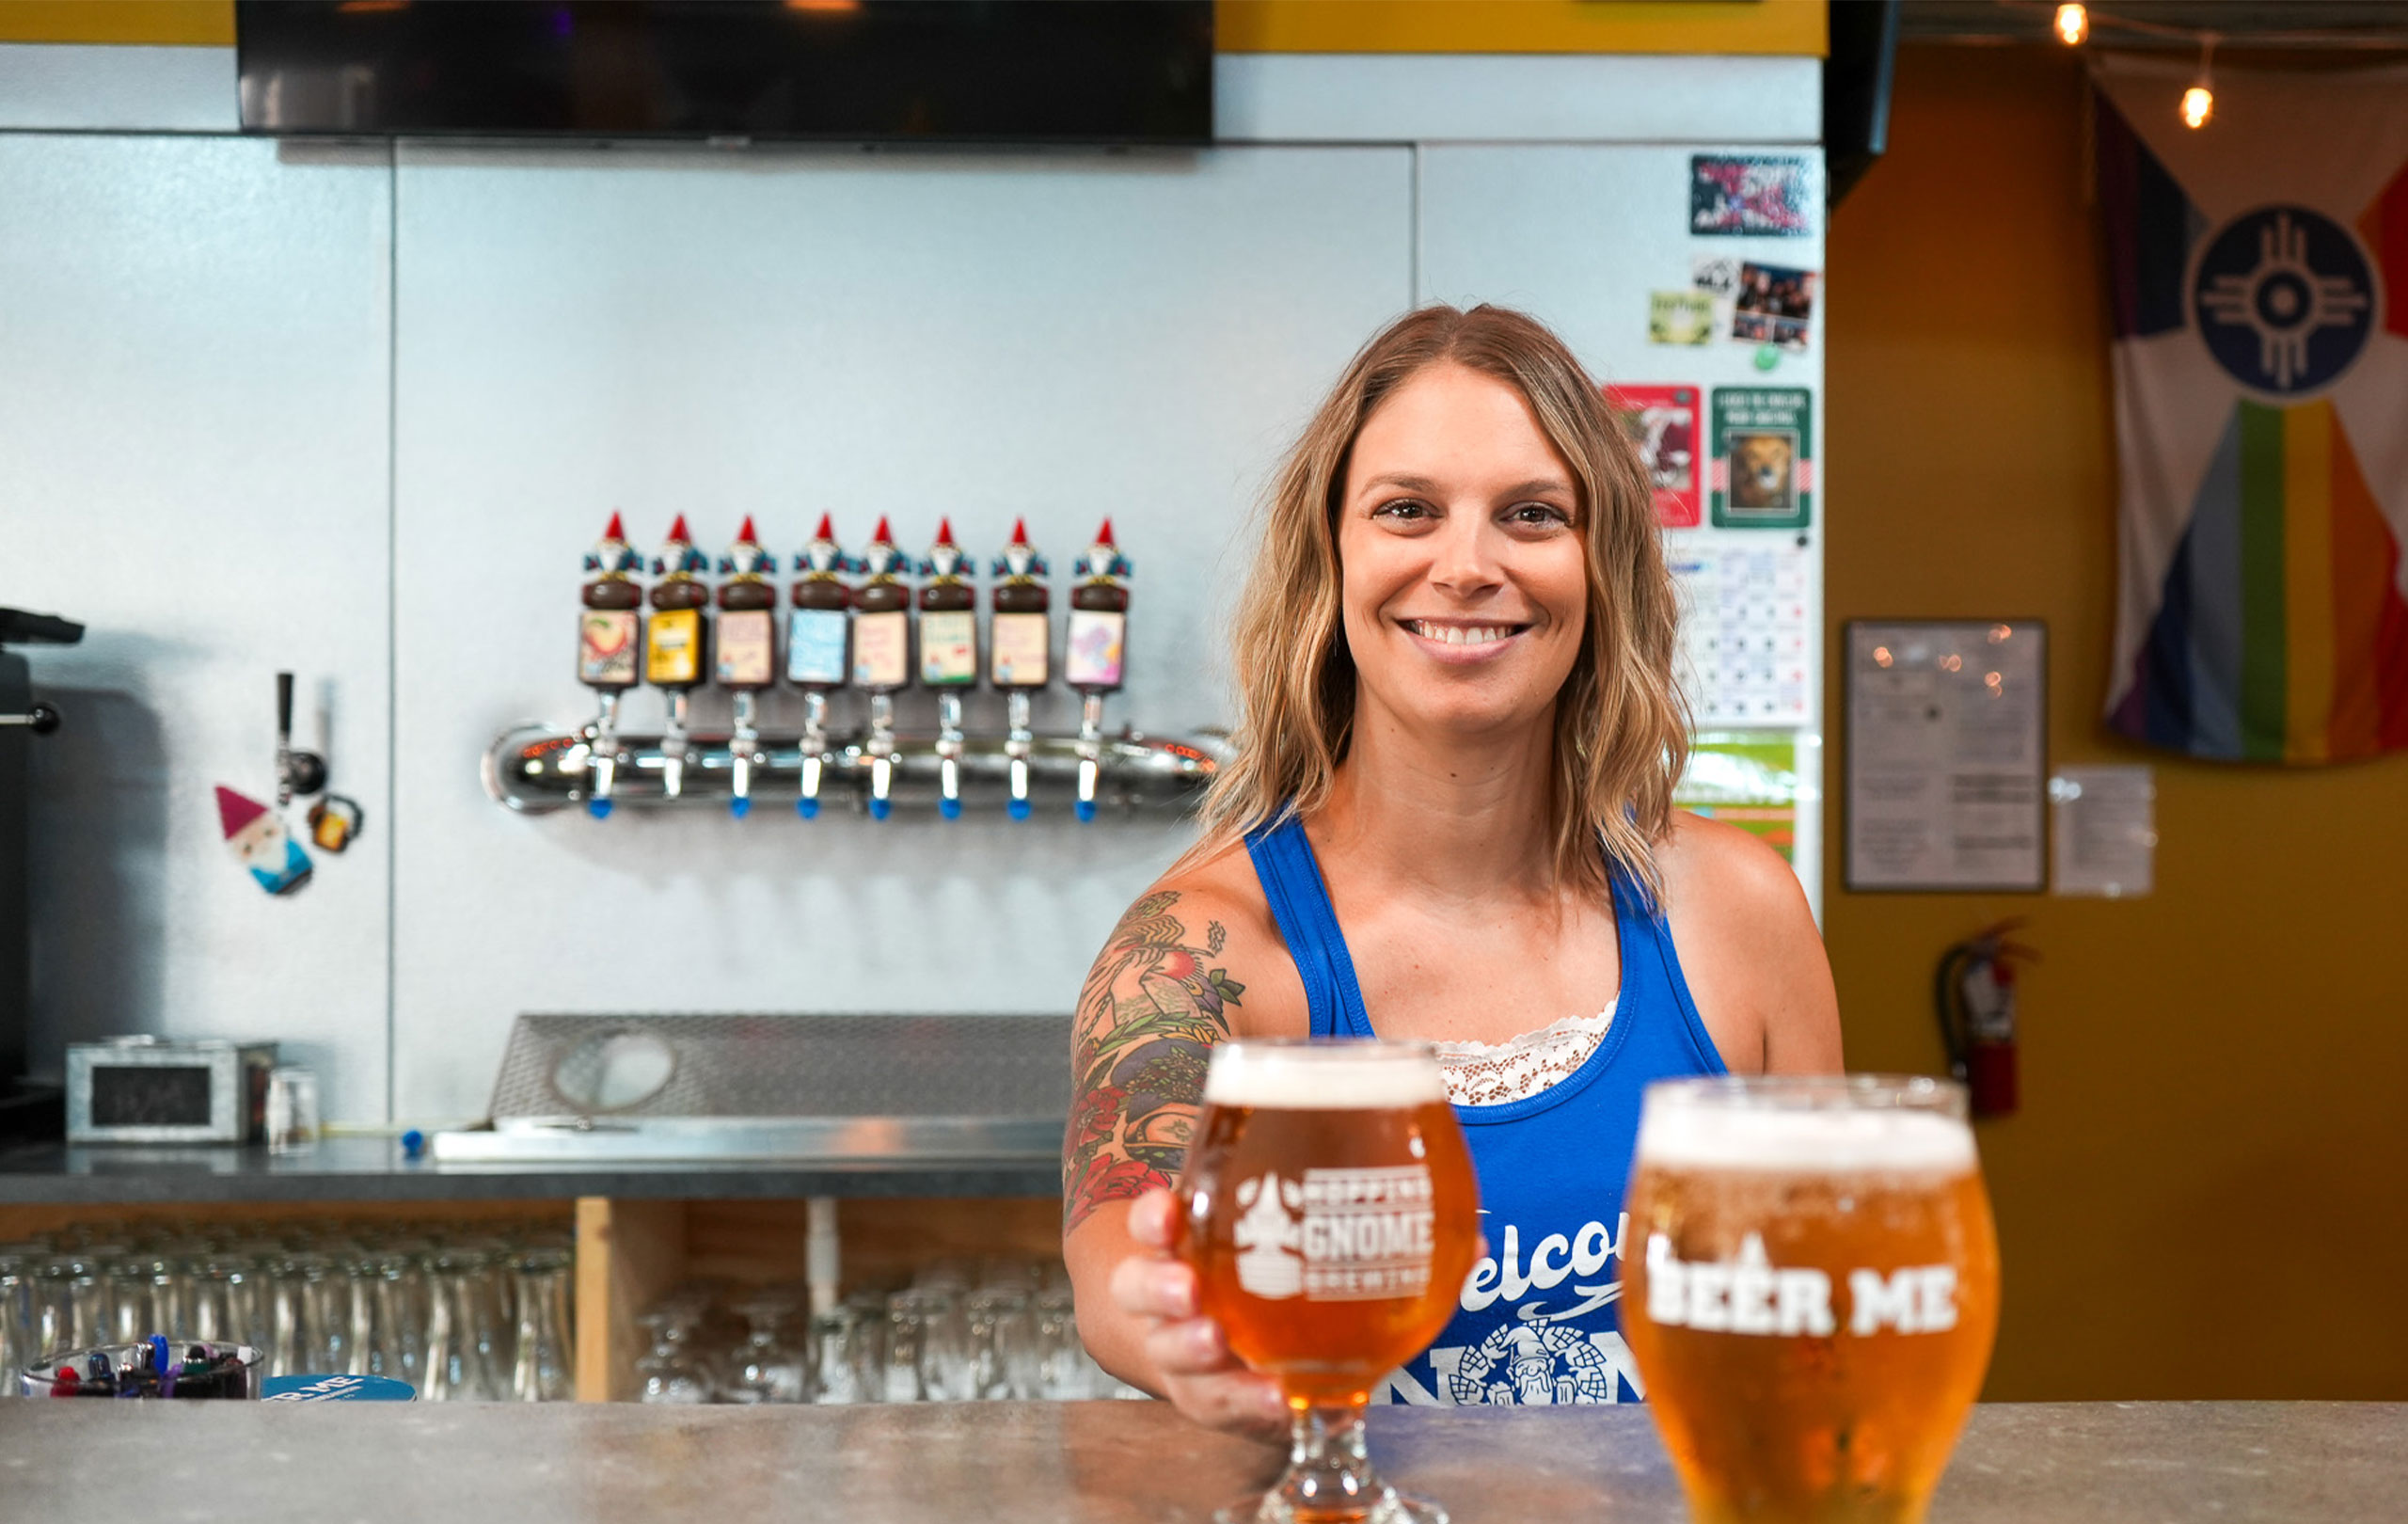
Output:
[
  {"xmin": 0, "ymin": 1, "xmax": 230, "ymax": 45},
  {"xmin": 1219, "ymin": 0, "xmax": 1825, "ymax": 56},
  {"xmin": 1826, "ymin": 44, "xmax": 2408, "ymax": 1401}
]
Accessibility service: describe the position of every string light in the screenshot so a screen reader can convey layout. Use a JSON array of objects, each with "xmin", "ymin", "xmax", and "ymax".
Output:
[
  {"xmin": 2055, "ymin": 4, "xmax": 2088, "ymax": 46},
  {"xmin": 2182, "ymin": 34, "xmax": 2217, "ymax": 129}
]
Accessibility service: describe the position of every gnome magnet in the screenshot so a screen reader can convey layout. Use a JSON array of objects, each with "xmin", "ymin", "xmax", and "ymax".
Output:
[{"xmin": 216, "ymin": 786, "xmax": 313, "ymax": 896}]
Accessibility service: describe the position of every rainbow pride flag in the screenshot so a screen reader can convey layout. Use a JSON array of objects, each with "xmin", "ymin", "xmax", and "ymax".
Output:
[{"xmin": 2096, "ymin": 57, "xmax": 2408, "ymax": 763}]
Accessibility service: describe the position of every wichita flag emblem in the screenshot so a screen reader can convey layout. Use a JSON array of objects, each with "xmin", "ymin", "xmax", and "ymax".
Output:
[{"xmin": 2098, "ymin": 58, "xmax": 2408, "ymax": 762}]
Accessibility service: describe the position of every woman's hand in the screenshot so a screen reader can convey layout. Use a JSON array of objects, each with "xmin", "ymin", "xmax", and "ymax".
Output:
[{"xmin": 1109, "ymin": 1186, "xmax": 1290, "ymax": 1439}]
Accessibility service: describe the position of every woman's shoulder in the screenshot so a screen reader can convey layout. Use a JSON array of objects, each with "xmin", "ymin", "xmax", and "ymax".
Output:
[
  {"xmin": 1652, "ymin": 810, "xmax": 1841, "ymax": 1074},
  {"xmin": 1085, "ymin": 834, "xmax": 1306, "ymax": 1040}
]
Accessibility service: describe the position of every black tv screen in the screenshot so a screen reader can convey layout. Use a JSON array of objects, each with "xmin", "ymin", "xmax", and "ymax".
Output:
[{"xmin": 236, "ymin": 1, "xmax": 1214, "ymax": 145}]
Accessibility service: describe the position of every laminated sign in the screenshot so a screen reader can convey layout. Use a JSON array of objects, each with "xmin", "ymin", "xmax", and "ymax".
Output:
[
  {"xmin": 2092, "ymin": 56, "xmax": 2408, "ymax": 762},
  {"xmin": 1711, "ymin": 388, "xmax": 1812, "ymax": 530}
]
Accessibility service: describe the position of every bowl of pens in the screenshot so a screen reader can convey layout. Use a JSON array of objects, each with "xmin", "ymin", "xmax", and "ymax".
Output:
[{"xmin": 22, "ymin": 1337, "xmax": 263, "ymax": 1400}]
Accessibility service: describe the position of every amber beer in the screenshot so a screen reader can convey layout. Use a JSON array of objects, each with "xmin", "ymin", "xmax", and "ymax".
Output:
[
  {"xmin": 1621, "ymin": 1078, "xmax": 2001, "ymax": 1524},
  {"xmin": 1180, "ymin": 1041, "xmax": 1481, "ymax": 1407}
]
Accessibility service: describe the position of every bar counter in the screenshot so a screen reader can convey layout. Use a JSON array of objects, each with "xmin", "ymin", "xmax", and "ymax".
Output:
[
  {"xmin": 0, "ymin": 1137, "xmax": 1057, "ymax": 1204},
  {"xmin": 3, "ymin": 1400, "xmax": 2399, "ymax": 1522}
]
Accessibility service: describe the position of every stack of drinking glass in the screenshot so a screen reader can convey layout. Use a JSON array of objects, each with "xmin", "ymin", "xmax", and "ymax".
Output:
[
  {"xmin": 0, "ymin": 1219, "xmax": 575, "ymax": 1401},
  {"xmin": 635, "ymin": 1258, "xmax": 1142, "ymax": 1405}
]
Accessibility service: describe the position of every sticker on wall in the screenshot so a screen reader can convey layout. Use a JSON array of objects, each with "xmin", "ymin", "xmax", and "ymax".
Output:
[
  {"xmin": 1689, "ymin": 154, "xmax": 1815, "ymax": 237},
  {"xmin": 1605, "ymin": 384, "xmax": 1703, "ymax": 528},
  {"xmin": 1648, "ymin": 290, "xmax": 1718, "ymax": 346},
  {"xmin": 1690, "ymin": 256, "xmax": 1741, "ymax": 301},
  {"xmin": 1676, "ymin": 733, "xmax": 1802, "ymax": 863},
  {"xmin": 1711, "ymin": 387, "xmax": 1814, "ymax": 530},
  {"xmin": 1732, "ymin": 262, "xmax": 1817, "ymax": 352},
  {"xmin": 215, "ymin": 786, "xmax": 312, "ymax": 896}
]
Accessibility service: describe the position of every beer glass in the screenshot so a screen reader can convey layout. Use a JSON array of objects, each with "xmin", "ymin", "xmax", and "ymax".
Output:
[
  {"xmin": 1178, "ymin": 1040, "xmax": 1480, "ymax": 1524},
  {"xmin": 1620, "ymin": 1076, "xmax": 2000, "ymax": 1524}
]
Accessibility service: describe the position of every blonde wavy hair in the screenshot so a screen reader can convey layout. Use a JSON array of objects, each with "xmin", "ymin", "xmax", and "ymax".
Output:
[{"xmin": 1194, "ymin": 304, "xmax": 1689, "ymax": 905}]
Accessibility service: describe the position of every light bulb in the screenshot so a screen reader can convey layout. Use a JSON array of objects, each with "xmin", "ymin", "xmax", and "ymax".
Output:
[
  {"xmin": 2054, "ymin": 3, "xmax": 2087, "ymax": 45},
  {"xmin": 2181, "ymin": 84, "xmax": 2213, "ymax": 128}
]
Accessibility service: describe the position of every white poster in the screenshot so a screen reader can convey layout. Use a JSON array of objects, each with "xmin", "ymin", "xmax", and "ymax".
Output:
[
  {"xmin": 2051, "ymin": 766, "xmax": 2156, "ymax": 897},
  {"xmin": 1846, "ymin": 621, "xmax": 2047, "ymax": 892}
]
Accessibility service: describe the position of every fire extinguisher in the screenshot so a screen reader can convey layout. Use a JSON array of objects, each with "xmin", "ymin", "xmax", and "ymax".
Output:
[{"xmin": 1934, "ymin": 921, "xmax": 2036, "ymax": 1120}]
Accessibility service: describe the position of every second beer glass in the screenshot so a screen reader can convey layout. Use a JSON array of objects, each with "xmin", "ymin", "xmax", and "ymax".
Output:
[
  {"xmin": 1620, "ymin": 1075, "xmax": 2001, "ymax": 1524},
  {"xmin": 1179, "ymin": 1040, "xmax": 1480, "ymax": 1524}
]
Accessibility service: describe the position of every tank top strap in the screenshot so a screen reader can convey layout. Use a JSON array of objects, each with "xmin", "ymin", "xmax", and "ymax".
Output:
[
  {"xmin": 1242, "ymin": 814, "xmax": 1375, "ymax": 1040},
  {"xmin": 1607, "ymin": 860, "xmax": 1729, "ymax": 1077}
]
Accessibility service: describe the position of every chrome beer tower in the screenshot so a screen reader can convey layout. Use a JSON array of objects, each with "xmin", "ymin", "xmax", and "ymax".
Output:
[{"xmin": 520, "ymin": 515, "xmax": 1211, "ymax": 820}]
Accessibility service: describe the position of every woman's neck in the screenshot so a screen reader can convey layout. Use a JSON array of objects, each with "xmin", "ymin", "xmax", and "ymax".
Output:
[{"xmin": 1314, "ymin": 698, "xmax": 1560, "ymax": 909}]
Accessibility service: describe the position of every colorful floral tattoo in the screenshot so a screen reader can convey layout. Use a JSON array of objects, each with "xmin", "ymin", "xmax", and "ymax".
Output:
[{"xmin": 1063, "ymin": 891, "xmax": 1245, "ymax": 1232}]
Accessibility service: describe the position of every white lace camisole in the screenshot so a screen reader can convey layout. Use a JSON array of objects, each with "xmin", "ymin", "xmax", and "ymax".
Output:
[{"xmin": 1429, "ymin": 1001, "xmax": 1618, "ymax": 1108}]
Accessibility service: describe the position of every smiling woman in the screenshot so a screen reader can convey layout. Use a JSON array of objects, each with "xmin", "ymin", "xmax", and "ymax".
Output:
[{"xmin": 1064, "ymin": 305, "xmax": 1841, "ymax": 1433}]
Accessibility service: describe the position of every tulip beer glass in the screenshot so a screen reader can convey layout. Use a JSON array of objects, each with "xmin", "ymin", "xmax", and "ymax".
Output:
[
  {"xmin": 1179, "ymin": 1040, "xmax": 1480, "ymax": 1524},
  {"xmin": 1621, "ymin": 1076, "xmax": 2000, "ymax": 1524}
]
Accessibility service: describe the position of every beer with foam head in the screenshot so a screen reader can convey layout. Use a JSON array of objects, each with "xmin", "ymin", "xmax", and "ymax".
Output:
[
  {"xmin": 1179, "ymin": 1041, "xmax": 1481, "ymax": 1407},
  {"xmin": 1620, "ymin": 1077, "xmax": 1999, "ymax": 1524}
]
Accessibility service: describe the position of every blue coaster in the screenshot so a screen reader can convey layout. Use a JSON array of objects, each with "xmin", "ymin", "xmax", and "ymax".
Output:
[{"xmin": 262, "ymin": 1374, "xmax": 417, "ymax": 1402}]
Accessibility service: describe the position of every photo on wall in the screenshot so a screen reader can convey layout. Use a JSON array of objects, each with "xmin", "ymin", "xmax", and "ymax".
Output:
[
  {"xmin": 1711, "ymin": 387, "xmax": 1813, "ymax": 530},
  {"xmin": 1731, "ymin": 262, "xmax": 1817, "ymax": 351},
  {"xmin": 1605, "ymin": 383, "xmax": 1703, "ymax": 528}
]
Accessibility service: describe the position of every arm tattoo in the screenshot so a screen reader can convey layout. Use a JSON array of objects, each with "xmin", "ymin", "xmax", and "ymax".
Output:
[{"xmin": 1063, "ymin": 890, "xmax": 1246, "ymax": 1233}]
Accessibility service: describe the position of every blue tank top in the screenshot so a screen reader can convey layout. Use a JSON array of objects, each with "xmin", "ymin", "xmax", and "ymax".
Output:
[{"xmin": 1244, "ymin": 814, "xmax": 1726, "ymax": 1406}]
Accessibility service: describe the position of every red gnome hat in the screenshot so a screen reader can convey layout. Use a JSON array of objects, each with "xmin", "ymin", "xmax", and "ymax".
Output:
[
  {"xmin": 666, "ymin": 514, "xmax": 691, "ymax": 542},
  {"xmin": 1095, "ymin": 517, "xmax": 1115, "ymax": 545},
  {"xmin": 814, "ymin": 513, "xmax": 834, "ymax": 540},
  {"xmin": 215, "ymin": 786, "xmax": 268, "ymax": 839},
  {"xmin": 737, "ymin": 516, "xmax": 758, "ymax": 543},
  {"xmin": 871, "ymin": 516, "xmax": 894, "ymax": 544},
  {"xmin": 1008, "ymin": 517, "xmax": 1030, "ymax": 545},
  {"xmin": 604, "ymin": 512, "xmax": 626, "ymax": 541},
  {"xmin": 935, "ymin": 516, "xmax": 956, "ymax": 545}
]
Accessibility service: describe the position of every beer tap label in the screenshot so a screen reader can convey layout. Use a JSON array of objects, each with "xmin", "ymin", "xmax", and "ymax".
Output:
[
  {"xmin": 716, "ymin": 610, "xmax": 775, "ymax": 688},
  {"xmin": 579, "ymin": 610, "xmax": 639, "ymax": 687},
  {"xmin": 919, "ymin": 611, "xmax": 977, "ymax": 686},
  {"xmin": 1066, "ymin": 610, "xmax": 1126, "ymax": 689},
  {"xmin": 853, "ymin": 609, "xmax": 910, "ymax": 689},
  {"xmin": 645, "ymin": 609, "xmax": 703, "ymax": 686},
  {"xmin": 787, "ymin": 609, "xmax": 848, "ymax": 686},
  {"xmin": 1234, "ymin": 1166, "xmax": 1437, "ymax": 1304},
  {"xmin": 990, "ymin": 611, "xmax": 1051, "ymax": 687}
]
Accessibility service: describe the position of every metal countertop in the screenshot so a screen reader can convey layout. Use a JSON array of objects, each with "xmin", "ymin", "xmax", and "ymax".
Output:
[
  {"xmin": 0, "ymin": 1401, "xmax": 2397, "ymax": 1523},
  {"xmin": 0, "ymin": 1135, "xmax": 1059, "ymax": 1204}
]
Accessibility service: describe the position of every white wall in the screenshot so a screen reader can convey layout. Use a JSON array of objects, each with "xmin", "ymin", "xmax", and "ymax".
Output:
[
  {"xmin": 0, "ymin": 135, "xmax": 394, "ymax": 1122},
  {"xmin": 0, "ymin": 52, "xmax": 1820, "ymax": 1126},
  {"xmin": 389, "ymin": 143, "xmax": 1412, "ymax": 1120}
]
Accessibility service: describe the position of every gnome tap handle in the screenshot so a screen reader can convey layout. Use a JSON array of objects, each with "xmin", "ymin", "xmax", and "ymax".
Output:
[
  {"xmin": 918, "ymin": 517, "xmax": 978, "ymax": 821},
  {"xmin": 1067, "ymin": 519, "xmax": 1131, "ymax": 824}
]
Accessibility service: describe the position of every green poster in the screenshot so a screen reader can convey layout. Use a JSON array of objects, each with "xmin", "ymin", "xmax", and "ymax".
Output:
[
  {"xmin": 1675, "ymin": 731, "xmax": 1800, "ymax": 862},
  {"xmin": 1711, "ymin": 387, "xmax": 1813, "ymax": 530}
]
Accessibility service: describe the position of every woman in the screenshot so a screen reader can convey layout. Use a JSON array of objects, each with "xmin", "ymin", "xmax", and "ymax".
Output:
[{"xmin": 1062, "ymin": 305, "xmax": 1839, "ymax": 1428}]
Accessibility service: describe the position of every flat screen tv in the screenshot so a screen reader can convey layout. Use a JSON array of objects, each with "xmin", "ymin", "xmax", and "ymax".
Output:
[{"xmin": 236, "ymin": 1, "xmax": 1213, "ymax": 145}]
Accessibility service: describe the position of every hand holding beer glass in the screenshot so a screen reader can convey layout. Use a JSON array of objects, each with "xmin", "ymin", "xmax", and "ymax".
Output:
[
  {"xmin": 1177, "ymin": 1040, "xmax": 1481, "ymax": 1524},
  {"xmin": 1621, "ymin": 1076, "xmax": 2000, "ymax": 1524}
]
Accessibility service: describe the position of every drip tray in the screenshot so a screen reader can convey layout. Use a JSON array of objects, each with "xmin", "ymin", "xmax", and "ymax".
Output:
[{"xmin": 431, "ymin": 1012, "xmax": 1070, "ymax": 1165}]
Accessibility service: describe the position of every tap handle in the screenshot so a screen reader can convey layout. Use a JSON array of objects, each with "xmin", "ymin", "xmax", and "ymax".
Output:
[{"xmin": 277, "ymin": 671, "xmax": 294, "ymax": 745}]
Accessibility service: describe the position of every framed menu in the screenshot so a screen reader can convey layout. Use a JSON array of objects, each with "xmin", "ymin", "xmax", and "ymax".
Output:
[{"xmin": 1844, "ymin": 620, "xmax": 2048, "ymax": 893}]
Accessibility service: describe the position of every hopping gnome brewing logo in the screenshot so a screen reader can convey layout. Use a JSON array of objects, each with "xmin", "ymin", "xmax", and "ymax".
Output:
[
  {"xmin": 1232, "ymin": 1167, "xmax": 1438, "ymax": 1303},
  {"xmin": 1234, "ymin": 1173, "xmax": 1306, "ymax": 1298}
]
